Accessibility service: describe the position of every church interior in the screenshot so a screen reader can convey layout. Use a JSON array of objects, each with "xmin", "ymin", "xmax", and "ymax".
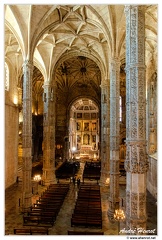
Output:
[{"xmin": 4, "ymin": 4, "xmax": 157, "ymax": 236}]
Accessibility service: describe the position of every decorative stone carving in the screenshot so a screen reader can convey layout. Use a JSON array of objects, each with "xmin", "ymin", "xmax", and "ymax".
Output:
[
  {"xmin": 22, "ymin": 60, "xmax": 34, "ymax": 212},
  {"xmin": 108, "ymin": 58, "xmax": 120, "ymax": 220},
  {"xmin": 100, "ymin": 80, "xmax": 110, "ymax": 185},
  {"xmin": 125, "ymin": 143, "xmax": 149, "ymax": 173},
  {"xmin": 125, "ymin": 5, "xmax": 148, "ymax": 232},
  {"xmin": 148, "ymin": 72, "xmax": 157, "ymax": 154},
  {"xmin": 42, "ymin": 82, "xmax": 56, "ymax": 185}
]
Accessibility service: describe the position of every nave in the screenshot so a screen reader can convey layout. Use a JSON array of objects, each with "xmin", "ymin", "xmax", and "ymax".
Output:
[{"xmin": 5, "ymin": 162, "xmax": 157, "ymax": 235}]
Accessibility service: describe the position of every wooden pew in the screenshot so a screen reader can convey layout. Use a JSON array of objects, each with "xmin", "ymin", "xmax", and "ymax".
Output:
[
  {"xmin": 86, "ymin": 216, "xmax": 102, "ymax": 228},
  {"xmin": 40, "ymin": 193, "xmax": 66, "ymax": 198},
  {"xmin": 14, "ymin": 228, "xmax": 31, "ymax": 235},
  {"xmin": 31, "ymin": 206, "xmax": 59, "ymax": 213},
  {"xmin": 14, "ymin": 228, "xmax": 48, "ymax": 235},
  {"xmin": 71, "ymin": 215, "xmax": 102, "ymax": 228},
  {"xmin": 23, "ymin": 215, "xmax": 55, "ymax": 226},
  {"xmin": 71, "ymin": 216, "xmax": 87, "ymax": 227},
  {"xmin": 68, "ymin": 230, "xmax": 104, "ymax": 235},
  {"xmin": 28, "ymin": 211, "xmax": 57, "ymax": 219},
  {"xmin": 31, "ymin": 228, "xmax": 49, "ymax": 235},
  {"xmin": 34, "ymin": 202, "xmax": 62, "ymax": 208},
  {"xmin": 36, "ymin": 198, "xmax": 63, "ymax": 205}
]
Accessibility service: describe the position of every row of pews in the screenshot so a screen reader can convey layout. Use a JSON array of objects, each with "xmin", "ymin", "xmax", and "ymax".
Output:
[
  {"xmin": 83, "ymin": 161, "xmax": 101, "ymax": 182},
  {"xmin": 71, "ymin": 183, "xmax": 102, "ymax": 228},
  {"xmin": 14, "ymin": 183, "xmax": 69, "ymax": 235},
  {"xmin": 56, "ymin": 160, "xmax": 80, "ymax": 179},
  {"xmin": 24, "ymin": 183, "xmax": 69, "ymax": 226}
]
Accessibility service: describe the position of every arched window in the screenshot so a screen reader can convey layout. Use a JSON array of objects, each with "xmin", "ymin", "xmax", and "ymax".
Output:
[
  {"xmin": 119, "ymin": 96, "xmax": 122, "ymax": 122},
  {"xmin": 5, "ymin": 62, "xmax": 9, "ymax": 91}
]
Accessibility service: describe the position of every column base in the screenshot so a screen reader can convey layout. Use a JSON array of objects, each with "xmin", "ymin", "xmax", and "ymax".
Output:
[
  {"xmin": 125, "ymin": 216, "xmax": 147, "ymax": 235},
  {"xmin": 21, "ymin": 205, "xmax": 32, "ymax": 214},
  {"xmin": 42, "ymin": 167, "xmax": 57, "ymax": 186},
  {"xmin": 100, "ymin": 172, "xmax": 110, "ymax": 186},
  {"xmin": 43, "ymin": 177, "xmax": 57, "ymax": 186},
  {"xmin": 108, "ymin": 198, "xmax": 120, "ymax": 222},
  {"xmin": 21, "ymin": 192, "xmax": 32, "ymax": 213},
  {"xmin": 107, "ymin": 208, "xmax": 115, "ymax": 222}
]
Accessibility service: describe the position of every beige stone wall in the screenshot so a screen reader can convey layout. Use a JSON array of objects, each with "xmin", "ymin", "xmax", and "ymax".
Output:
[
  {"xmin": 5, "ymin": 61, "xmax": 19, "ymax": 189},
  {"xmin": 5, "ymin": 104, "xmax": 19, "ymax": 188},
  {"xmin": 147, "ymin": 154, "xmax": 157, "ymax": 199}
]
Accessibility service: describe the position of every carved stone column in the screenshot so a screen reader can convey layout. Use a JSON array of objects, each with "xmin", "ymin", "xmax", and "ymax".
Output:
[
  {"xmin": 64, "ymin": 135, "xmax": 69, "ymax": 160},
  {"xmin": 148, "ymin": 72, "xmax": 157, "ymax": 154},
  {"xmin": 22, "ymin": 60, "xmax": 33, "ymax": 211},
  {"xmin": 108, "ymin": 58, "xmax": 120, "ymax": 220},
  {"xmin": 100, "ymin": 80, "xmax": 110, "ymax": 185},
  {"xmin": 42, "ymin": 82, "xmax": 56, "ymax": 185},
  {"xmin": 125, "ymin": 5, "xmax": 149, "ymax": 232}
]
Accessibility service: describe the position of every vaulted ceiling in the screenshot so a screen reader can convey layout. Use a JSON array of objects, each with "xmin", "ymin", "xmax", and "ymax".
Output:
[
  {"xmin": 5, "ymin": 4, "xmax": 157, "ymax": 114},
  {"xmin": 55, "ymin": 56, "xmax": 101, "ymax": 105},
  {"xmin": 5, "ymin": 5, "xmax": 126, "ymax": 73}
]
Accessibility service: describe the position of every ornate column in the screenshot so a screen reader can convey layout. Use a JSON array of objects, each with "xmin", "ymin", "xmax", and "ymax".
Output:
[
  {"xmin": 108, "ymin": 58, "xmax": 120, "ymax": 220},
  {"xmin": 42, "ymin": 82, "xmax": 56, "ymax": 185},
  {"xmin": 64, "ymin": 135, "xmax": 69, "ymax": 161},
  {"xmin": 100, "ymin": 80, "xmax": 110, "ymax": 185},
  {"xmin": 148, "ymin": 72, "xmax": 157, "ymax": 154},
  {"xmin": 22, "ymin": 60, "xmax": 33, "ymax": 211},
  {"xmin": 125, "ymin": 5, "xmax": 149, "ymax": 232},
  {"xmin": 18, "ymin": 87, "xmax": 23, "ymax": 162},
  {"xmin": 69, "ymin": 116, "xmax": 74, "ymax": 158}
]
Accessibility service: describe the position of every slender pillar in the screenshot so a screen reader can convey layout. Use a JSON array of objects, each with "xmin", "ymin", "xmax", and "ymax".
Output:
[
  {"xmin": 69, "ymin": 117, "xmax": 74, "ymax": 158},
  {"xmin": 64, "ymin": 113, "xmax": 70, "ymax": 160},
  {"xmin": 148, "ymin": 72, "xmax": 157, "ymax": 154},
  {"xmin": 100, "ymin": 80, "xmax": 110, "ymax": 185},
  {"xmin": 22, "ymin": 60, "xmax": 33, "ymax": 211},
  {"xmin": 42, "ymin": 82, "xmax": 56, "ymax": 185},
  {"xmin": 108, "ymin": 58, "xmax": 120, "ymax": 220},
  {"xmin": 125, "ymin": 5, "xmax": 149, "ymax": 232},
  {"xmin": 64, "ymin": 135, "xmax": 69, "ymax": 161}
]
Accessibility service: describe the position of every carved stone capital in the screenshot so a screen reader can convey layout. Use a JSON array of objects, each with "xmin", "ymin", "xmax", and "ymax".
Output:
[{"xmin": 23, "ymin": 59, "xmax": 33, "ymax": 71}]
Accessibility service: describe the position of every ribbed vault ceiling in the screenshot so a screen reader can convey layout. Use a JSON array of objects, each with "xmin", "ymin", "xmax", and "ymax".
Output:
[
  {"xmin": 55, "ymin": 56, "xmax": 101, "ymax": 92},
  {"xmin": 5, "ymin": 4, "xmax": 157, "ymax": 111}
]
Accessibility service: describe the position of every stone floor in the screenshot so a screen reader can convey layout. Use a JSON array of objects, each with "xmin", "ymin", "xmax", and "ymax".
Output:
[{"xmin": 4, "ymin": 163, "xmax": 157, "ymax": 236}]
